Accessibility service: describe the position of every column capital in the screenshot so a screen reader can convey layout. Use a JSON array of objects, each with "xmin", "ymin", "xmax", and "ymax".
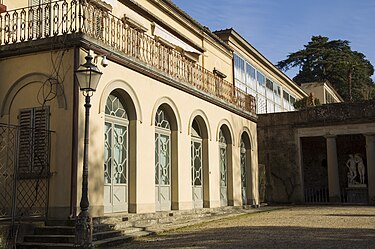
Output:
[{"xmin": 324, "ymin": 134, "xmax": 336, "ymax": 139}]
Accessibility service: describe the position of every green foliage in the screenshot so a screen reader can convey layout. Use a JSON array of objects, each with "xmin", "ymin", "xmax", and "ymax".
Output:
[
  {"xmin": 277, "ymin": 36, "xmax": 375, "ymax": 102},
  {"xmin": 293, "ymin": 96, "xmax": 321, "ymax": 110}
]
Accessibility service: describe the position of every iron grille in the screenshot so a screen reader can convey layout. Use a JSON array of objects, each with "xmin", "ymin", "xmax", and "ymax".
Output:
[{"xmin": 0, "ymin": 122, "xmax": 51, "ymax": 220}]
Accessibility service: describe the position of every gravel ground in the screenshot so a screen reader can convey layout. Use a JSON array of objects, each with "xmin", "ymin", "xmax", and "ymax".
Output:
[{"xmin": 111, "ymin": 206, "xmax": 375, "ymax": 249}]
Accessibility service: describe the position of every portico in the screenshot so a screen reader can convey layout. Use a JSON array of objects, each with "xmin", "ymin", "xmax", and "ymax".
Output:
[
  {"xmin": 258, "ymin": 100, "xmax": 375, "ymax": 205},
  {"xmin": 298, "ymin": 123, "xmax": 375, "ymax": 204}
]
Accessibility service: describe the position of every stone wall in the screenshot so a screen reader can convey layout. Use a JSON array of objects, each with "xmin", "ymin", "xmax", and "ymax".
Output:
[
  {"xmin": 258, "ymin": 100, "xmax": 375, "ymax": 203},
  {"xmin": 0, "ymin": 224, "xmax": 9, "ymax": 249}
]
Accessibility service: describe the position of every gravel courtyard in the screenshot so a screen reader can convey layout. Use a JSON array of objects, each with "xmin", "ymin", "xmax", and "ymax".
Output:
[{"xmin": 112, "ymin": 206, "xmax": 375, "ymax": 249}]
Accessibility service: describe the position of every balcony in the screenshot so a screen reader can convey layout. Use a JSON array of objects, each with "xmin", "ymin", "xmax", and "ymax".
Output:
[{"xmin": 0, "ymin": 0, "xmax": 256, "ymax": 114}]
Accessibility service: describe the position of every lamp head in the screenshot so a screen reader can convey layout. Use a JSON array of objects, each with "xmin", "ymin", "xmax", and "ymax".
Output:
[{"xmin": 75, "ymin": 53, "xmax": 103, "ymax": 95}]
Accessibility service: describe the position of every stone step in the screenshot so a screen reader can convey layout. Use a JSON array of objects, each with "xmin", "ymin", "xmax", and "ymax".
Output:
[
  {"xmin": 92, "ymin": 235, "xmax": 133, "ymax": 248},
  {"xmin": 93, "ymin": 223, "xmax": 115, "ymax": 233},
  {"xmin": 132, "ymin": 218, "xmax": 158, "ymax": 227},
  {"xmin": 129, "ymin": 230, "xmax": 153, "ymax": 237},
  {"xmin": 97, "ymin": 219, "xmax": 133, "ymax": 230},
  {"xmin": 23, "ymin": 234, "xmax": 75, "ymax": 244},
  {"xmin": 93, "ymin": 229, "xmax": 122, "ymax": 241},
  {"xmin": 157, "ymin": 212, "xmax": 213, "ymax": 224},
  {"xmin": 96, "ymin": 206, "xmax": 244, "ymax": 226},
  {"xmin": 45, "ymin": 219, "xmax": 75, "ymax": 227},
  {"xmin": 92, "ymin": 229, "xmax": 152, "ymax": 248},
  {"xmin": 121, "ymin": 226, "xmax": 145, "ymax": 234},
  {"xmin": 34, "ymin": 226, "xmax": 75, "ymax": 235},
  {"xmin": 17, "ymin": 242, "xmax": 74, "ymax": 249}
]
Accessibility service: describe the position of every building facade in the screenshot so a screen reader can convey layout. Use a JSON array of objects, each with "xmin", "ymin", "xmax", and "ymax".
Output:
[
  {"xmin": 0, "ymin": 0, "xmax": 261, "ymax": 221},
  {"xmin": 214, "ymin": 29, "xmax": 307, "ymax": 114},
  {"xmin": 258, "ymin": 101, "xmax": 375, "ymax": 205},
  {"xmin": 300, "ymin": 81, "xmax": 343, "ymax": 105}
]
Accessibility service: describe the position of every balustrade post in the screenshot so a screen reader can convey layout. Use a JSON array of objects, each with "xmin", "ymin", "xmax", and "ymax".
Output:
[{"xmin": 78, "ymin": 0, "xmax": 82, "ymax": 32}]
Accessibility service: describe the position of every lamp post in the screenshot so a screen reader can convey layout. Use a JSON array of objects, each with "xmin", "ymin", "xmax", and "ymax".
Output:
[{"xmin": 75, "ymin": 52, "xmax": 102, "ymax": 248}]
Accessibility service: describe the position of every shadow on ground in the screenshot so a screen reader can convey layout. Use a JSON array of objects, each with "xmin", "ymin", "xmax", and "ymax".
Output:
[{"xmin": 121, "ymin": 226, "xmax": 375, "ymax": 249}]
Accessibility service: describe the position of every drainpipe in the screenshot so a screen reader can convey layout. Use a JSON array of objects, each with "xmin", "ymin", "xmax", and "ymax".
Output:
[{"xmin": 70, "ymin": 47, "xmax": 79, "ymax": 218}]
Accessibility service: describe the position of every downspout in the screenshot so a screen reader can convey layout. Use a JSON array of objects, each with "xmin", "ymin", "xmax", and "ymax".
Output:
[{"xmin": 70, "ymin": 47, "xmax": 79, "ymax": 218}]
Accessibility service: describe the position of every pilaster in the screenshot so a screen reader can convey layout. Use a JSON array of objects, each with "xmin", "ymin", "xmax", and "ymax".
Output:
[
  {"xmin": 325, "ymin": 135, "xmax": 341, "ymax": 202},
  {"xmin": 365, "ymin": 134, "xmax": 375, "ymax": 205}
]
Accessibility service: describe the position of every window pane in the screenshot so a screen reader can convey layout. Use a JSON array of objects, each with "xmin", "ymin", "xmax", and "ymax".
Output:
[
  {"xmin": 104, "ymin": 122, "xmax": 112, "ymax": 184},
  {"xmin": 234, "ymin": 53, "xmax": 245, "ymax": 83},
  {"xmin": 257, "ymin": 72, "xmax": 265, "ymax": 86},
  {"xmin": 246, "ymin": 63, "xmax": 256, "ymax": 91},
  {"xmin": 155, "ymin": 109, "xmax": 171, "ymax": 130}
]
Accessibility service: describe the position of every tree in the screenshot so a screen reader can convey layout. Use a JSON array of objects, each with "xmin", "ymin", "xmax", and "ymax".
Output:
[{"xmin": 277, "ymin": 36, "xmax": 374, "ymax": 102}]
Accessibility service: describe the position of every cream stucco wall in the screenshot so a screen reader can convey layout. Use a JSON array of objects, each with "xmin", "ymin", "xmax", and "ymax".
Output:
[
  {"xmin": 0, "ymin": 0, "xmax": 259, "ymax": 219},
  {"xmin": 2, "ymin": 0, "xmax": 24, "ymax": 10},
  {"xmin": 80, "ymin": 48, "xmax": 258, "ymax": 216},
  {"xmin": 0, "ymin": 49, "xmax": 75, "ymax": 219},
  {"xmin": 300, "ymin": 82, "xmax": 342, "ymax": 104},
  {"xmin": 301, "ymin": 83, "xmax": 325, "ymax": 103}
]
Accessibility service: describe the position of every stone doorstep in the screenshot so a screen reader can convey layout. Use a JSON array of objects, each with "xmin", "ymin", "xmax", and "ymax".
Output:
[
  {"xmin": 16, "ymin": 222, "xmax": 135, "ymax": 248},
  {"xmin": 23, "ymin": 234, "xmax": 75, "ymax": 244},
  {"xmin": 96, "ymin": 206, "xmax": 244, "ymax": 225},
  {"xmin": 110, "ymin": 206, "xmax": 265, "ymax": 235},
  {"xmin": 13, "ymin": 206, "xmax": 269, "ymax": 248},
  {"xmin": 34, "ymin": 226, "xmax": 75, "ymax": 235},
  {"xmin": 16, "ymin": 241, "xmax": 75, "ymax": 249},
  {"xmin": 16, "ymin": 206, "xmax": 269, "ymax": 248}
]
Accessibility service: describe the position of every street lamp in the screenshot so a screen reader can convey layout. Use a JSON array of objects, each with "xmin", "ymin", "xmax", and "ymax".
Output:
[{"xmin": 75, "ymin": 52, "xmax": 102, "ymax": 248}]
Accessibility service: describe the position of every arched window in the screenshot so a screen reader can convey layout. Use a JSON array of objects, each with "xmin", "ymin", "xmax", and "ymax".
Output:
[
  {"xmin": 155, "ymin": 108, "xmax": 171, "ymax": 211},
  {"xmin": 104, "ymin": 93, "xmax": 129, "ymax": 213},
  {"xmin": 191, "ymin": 120, "xmax": 203, "ymax": 208}
]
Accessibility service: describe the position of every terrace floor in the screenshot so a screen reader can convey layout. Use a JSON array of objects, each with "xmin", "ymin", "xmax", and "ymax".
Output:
[{"xmin": 110, "ymin": 205, "xmax": 375, "ymax": 249}]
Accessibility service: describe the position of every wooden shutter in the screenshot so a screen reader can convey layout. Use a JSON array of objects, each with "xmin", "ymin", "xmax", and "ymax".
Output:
[
  {"xmin": 18, "ymin": 107, "xmax": 50, "ymax": 174},
  {"xmin": 32, "ymin": 107, "xmax": 49, "ymax": 173},
  {"xmin": 18, "ymin": 109, "xmax": 33, "ymax": 173}
]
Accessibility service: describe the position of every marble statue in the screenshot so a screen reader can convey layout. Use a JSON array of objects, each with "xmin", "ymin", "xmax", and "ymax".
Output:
[
  {"xmin": 354, "ymin": 154, "xmax": 366, "ymax": 185},
  {"xmin": 346, "ymin": 154, "xmax": 357, "ymax": 185}
]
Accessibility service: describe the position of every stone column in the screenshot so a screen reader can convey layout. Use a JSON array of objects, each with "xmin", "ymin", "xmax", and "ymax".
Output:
[
  {"xmin": 365, "ymin": 135, "xmax": 375, "ymax": 205},
  {"xmin": 326, "ymin": 135, "xmax": 341, "ymax": 202}
]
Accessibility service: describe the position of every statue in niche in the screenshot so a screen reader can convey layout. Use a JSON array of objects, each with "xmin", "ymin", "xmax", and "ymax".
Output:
[
  {"xmin": 354, "ymin": 153, "xmax": 366, "ymax": 185},
  {"xmin": 346, "ymin": 154, "xmax": 357, "ymax": 185}
]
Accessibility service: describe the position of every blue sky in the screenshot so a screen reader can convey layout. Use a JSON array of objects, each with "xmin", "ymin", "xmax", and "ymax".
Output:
[{"xmin": 172, "ymin": 0, "xmax": 375, "ymax": 80}]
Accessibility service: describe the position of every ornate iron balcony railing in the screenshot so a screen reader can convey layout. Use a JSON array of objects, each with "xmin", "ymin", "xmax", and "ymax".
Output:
[{"xmin": 0, "ymin": 0, "xmax": 256, "ymax": 114}]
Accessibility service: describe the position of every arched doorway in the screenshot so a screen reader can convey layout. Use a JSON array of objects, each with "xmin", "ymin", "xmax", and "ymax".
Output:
[
  {"xmin": 155, "ymin": 108, "xmax": 172, "ymax": 211},
  {"xmin": 219, "ymin": 125, "xmax": 232, "ymax": 206},
  {"xmin": 240, "ymin": 132, "xmax": 252, "ymax": 205},
  {"xmin": 104, "ymin": 93, "xmax": 129, "ymax": 213},
  {"xmin": 191, "ymin": 119, "xmax": 203, "ymax": 208}
]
